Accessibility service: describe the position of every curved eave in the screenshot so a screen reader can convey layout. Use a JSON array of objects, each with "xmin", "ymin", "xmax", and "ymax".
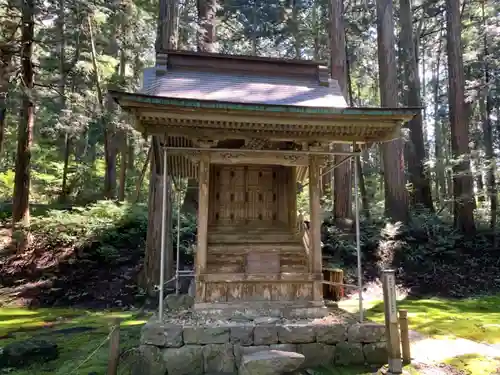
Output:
[{"xmin": 110, "ymin": 90, "xmax": 419, "ymax": 144}]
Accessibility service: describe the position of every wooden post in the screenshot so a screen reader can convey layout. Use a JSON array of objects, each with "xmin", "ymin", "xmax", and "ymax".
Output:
[
  {"xmin": 331, "ymin": 268, "xmax": 344, "ymax": 300},
  {"xmin": 309, "ymin": 155, "xmax": 323, "ymax": 301},
  {"xmin": 288, "ymin": 166, "xmax": 297, "ymax": 231},
  {"xmin": 322, "ymin": 268, "xmax": 344, "ymax": 300},
  {"xmin": 399, "ymin": 309, "xmax": 411, "ymax": 365},
  {"xmin": 107, "ymin": 318, "xmax": 120, "ymax": 375},
  {"xmin": 382, "ymin": 269, "xmax": 402, "ymax": 374},
  {"xmin": 195, "ymin": 152, "xmax": 210, "ymax": 302}
]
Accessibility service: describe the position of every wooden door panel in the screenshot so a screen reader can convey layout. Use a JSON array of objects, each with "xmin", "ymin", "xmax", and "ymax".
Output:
[{"xmin": 210, "ymin": 164, "xmax": 280, "ymax": 227}]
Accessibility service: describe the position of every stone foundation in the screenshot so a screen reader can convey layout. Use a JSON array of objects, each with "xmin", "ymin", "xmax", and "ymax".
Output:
[{"xmin": 137, "ymin": 311, "xmax": 388, "ymax": 375}]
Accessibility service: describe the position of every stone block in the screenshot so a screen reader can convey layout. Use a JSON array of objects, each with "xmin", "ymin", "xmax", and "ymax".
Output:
[
  {"xmin": 277, "ymin": 324, "xmax": 315, "ymax": 344},
  {"xmin": 203, "ymin": 343, "xmax": 236, "ymax": 373},
  {"xmin": 335, "ymin": 342, "xmax": 364, "ymax": 365},
  {"xmin": 183, "ymin": 326, "xmax": 230, "ymax": 344},
  {"xmin": 0, "ymin": 339, "xmax": 58, "ymax": 368},
  {"xmin": 164, "ymin": 294, "xmax": 194, "ymax": 311},
  {"xmin": 348, "ymin": 323, "xmax": 386, "ymax": 343},
  {"xmin": 363, "ymin": 342, "xmax": 388, "ymax": 364},
  {"xmin": 254, "ymin": 317, "xmax": 280, "ymax": 324},
  {"xmin": 297, "ymin": 342, "xmax": 335, "ymax": 369},
  {"xmin": 315, "ymin": 323, "xmax": 347, "ymax": 344},
  {"xmin": 140, "ymin": 322, "xmax": 183, "ymax": 347},
  {"xmin": 230, "ymin": 325, "xmax": 254, "ymax": 346},
  {"xmin": 234, "ymin": 345, "xmax": 270, "ymax": 367},
  {"xmin": 240, "ymin": 350, "xmax": 305, "ymax": 375},
  {"xmin": 254, "ymin": 325, "xmax": 279, "ymax": 345},
  {"xmin": 132, "ymin": 345, "xmax": 167, "ymax": 375},
  {"xmin": 270, "ymin": 343, "xmax": 298, "ymax": 352},
  {"xmin": 162, "ymin": 345, "xmax": 204, "ymax": 375}
]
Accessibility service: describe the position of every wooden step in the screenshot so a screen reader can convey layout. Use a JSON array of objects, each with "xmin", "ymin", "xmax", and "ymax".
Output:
[
  {"xmin": 208, "ymin": 243, "xmax": 304, "ymax": 255},
  {"xmin": 208, "ymin": 231, "xmax": 299, "ymax": 244}
]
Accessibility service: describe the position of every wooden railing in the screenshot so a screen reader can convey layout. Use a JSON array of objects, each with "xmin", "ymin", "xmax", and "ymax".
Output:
[{"xmin": 296, "ymin": 213, "xmax": 312, "ymax": 272}]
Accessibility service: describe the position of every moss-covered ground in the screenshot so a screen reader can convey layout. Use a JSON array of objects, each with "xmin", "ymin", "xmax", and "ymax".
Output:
[
  {"xmin": 2, "ymin": 296, "xmax": 500, "ymax": 374},
  {"xmin": 0, "ymin": 307, "xmax": 148, "ymax": 374}
]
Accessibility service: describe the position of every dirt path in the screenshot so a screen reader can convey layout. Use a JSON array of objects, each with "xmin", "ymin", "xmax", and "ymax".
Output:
[{"xmin": 409, "ymin": 330, "xmax": 500, "ymax": 364}]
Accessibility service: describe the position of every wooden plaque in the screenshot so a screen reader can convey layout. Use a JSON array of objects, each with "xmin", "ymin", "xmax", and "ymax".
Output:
[{"xmin": 246, "ymin": 253, "xmax": 280, "ymax": 274}]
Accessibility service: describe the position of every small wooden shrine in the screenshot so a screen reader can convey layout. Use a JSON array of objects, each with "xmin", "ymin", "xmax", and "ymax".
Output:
[{"xmin": 111, "ymin": 50, "xmax": 415, "ymax": 312}]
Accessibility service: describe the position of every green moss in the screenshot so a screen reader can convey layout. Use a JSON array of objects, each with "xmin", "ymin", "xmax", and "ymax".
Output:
[
  {"xmin": 445, "ymin": 354, "xmax": 500, "ymax": 375},
  {"xmin": 312, "ymin": 364, "xmax": 422, "ymax": 375},
  {"xmin": 355, "ymin": 295, "xmax": 500, "ymax": 344},
  {"xmin": 0, "ymin": 307, "xmax": 149, "ymax": 374}
]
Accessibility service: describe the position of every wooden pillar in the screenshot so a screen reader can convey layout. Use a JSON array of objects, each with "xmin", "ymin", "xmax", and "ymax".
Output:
[
  {"xmin": 288, "ymin": 166, "xmax": 297, "ymax": 231},
  {"xmin": 309, "ymin": 156, "xmax": 323, "ymax": 301},
  {"xmin": 195, "ymin": 152, "xmax": 210, "ymax": 302}
]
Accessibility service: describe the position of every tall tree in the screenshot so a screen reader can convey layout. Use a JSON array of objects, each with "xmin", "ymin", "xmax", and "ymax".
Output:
[
  {"xmin": 446, "ymin": 0, "xmax": 475, "ymax": 233},
  {"xmin": 0, "ymin": 1, "xmax": 18, "ymax": 155},
  {"xmin": 399, "ymin": 0, "xmax": 433, "ymax": 211},
  {"xmin": 141, "ymin": 0, "xmax": 177, "ymax": 295},
  {"xmin": 197, "ymin": 0, "xmax": 217, "ymax": 52},
  {"xmin": 12, "ymin": 0, "xmax": 35, "ymax": 228},
  {"xmin": 329, "ymin": 0, "xmax": 352, "ymax": 223},
  {"xmin": 182, "ymin": 0, "xmax": 217, "ymax": 214},
  {"xmin": 376, "ymin": 0, "xmax": 409, "ymax": 222},
  {"xmin": 480, "ymin": 0, "xmax": 496, "ymax": 229}
]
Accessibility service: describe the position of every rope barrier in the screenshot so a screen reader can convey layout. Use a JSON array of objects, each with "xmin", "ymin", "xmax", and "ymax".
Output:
[{"xmin": 66, "ymin": 325, "xmax": 117, "ymax": 375}]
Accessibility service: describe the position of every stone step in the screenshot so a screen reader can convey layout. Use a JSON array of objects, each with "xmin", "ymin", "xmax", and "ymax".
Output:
[{"xmin": 240, "ymin": 350, "xmax": 305, "ymax": 375}]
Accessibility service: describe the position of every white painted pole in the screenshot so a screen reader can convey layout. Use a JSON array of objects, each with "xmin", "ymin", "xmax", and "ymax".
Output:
[
  {"xmin": 354, "ymin": 153, "xmax": 363, "ymax": 322},
  {"xmin": 158, "ymin": 145, "xmax": 168, "ymax": 321},
  {"xmin": 175, "ymin": 188, "xmax": 181, "ymax": 295}
]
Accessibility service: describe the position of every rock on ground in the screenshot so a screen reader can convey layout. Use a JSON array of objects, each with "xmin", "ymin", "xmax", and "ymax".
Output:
[
  {"xmin": 239, "ymin": 350, "xmax": 305, "ymax": 375},
  {"xmin": 0, "ymin": 339, "xmax": 58, "ymax": 368}
]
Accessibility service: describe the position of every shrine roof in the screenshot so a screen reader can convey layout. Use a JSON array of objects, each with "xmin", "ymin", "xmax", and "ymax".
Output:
[
  {"xmin": 139, "ymin": 67, "xmax": 348, "ymax": 108},
  {"xmin": 110, "ymin": 50, "xmax": 418, "ymax": 146}
]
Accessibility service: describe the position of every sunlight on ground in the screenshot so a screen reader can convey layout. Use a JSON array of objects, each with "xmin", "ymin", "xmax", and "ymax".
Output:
[
  {"xmin": 0, "ymin": 307, "xmax": 149, "ymax": 375},
  {"xmin": 445, "ymin": 354, "xmax": 500, "ymax": 375},
  {"xmin": 4, "ymin": 296, "xmax": 500, "ymax": 374},
  {"xmin": 340, "ymin": 295, "xmax": 500, "ymax": 344},
  {"xmin": 311, "ymin": 364, "xmax": 421, "ymax": 375}
]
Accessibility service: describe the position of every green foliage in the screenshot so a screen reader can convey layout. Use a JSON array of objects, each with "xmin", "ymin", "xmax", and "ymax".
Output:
[
  {"xmin": 173, "ymin": 210, "xmax": 198, "ymax": 264},
  {"xmin": 0, "ymin": 170, "xmax": 15, "ymax": 198},
  {"xmin": 323, "ymin": 210, "xmax": 500, "ymax": 298},
  {"xmin": 29, "ymin": 201, "xmax": 148, "ymax": 264}
]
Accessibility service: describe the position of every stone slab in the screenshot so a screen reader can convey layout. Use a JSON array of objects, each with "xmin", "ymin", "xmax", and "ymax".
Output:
[
  {"xmin": 240, "ymin": 350, "xmax": 305, "ymax": 375},
  {"xmin": 277, "ymin": 324, "xmax": 315, "ymax": 344},
  {"xmin": 230, "ymin": 325, "xmax": 254, "ymax": 346},
  {"xmin": 348, "ymin": 323, "xmax": 386, "ymax": 343},
  {"xmin": 297, "ymin": 343, "xmax": 335, "ymax": 368},
  {"xmin": 315, "ymin": 323, "xmax": 347, "ymax": 344},
  {"xmin": 141, "ymin": 322, "xmax": 183, "ymax": 347},
  {"xmin": 162, "ymin": 345, "xmax": 204, "ymax": 375},
  {"xmin": 254, "ymin": 325, "xmax": 279, "ymax": 345},
  {"xmin": 184, "ymin": 326, "xmax": 230, "ymax": 344},
  {"xmin": 203, "ymin": 343, "xmax": 235, "ymax": 373}
]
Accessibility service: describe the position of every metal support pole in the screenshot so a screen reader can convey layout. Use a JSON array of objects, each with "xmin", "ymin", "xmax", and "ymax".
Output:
[
  {"xmin": 175, "ymin": 188, "xmax": 181, "ymax": 295},
  {"xmin": 158, "ymin": 146, "xmax": 168, "ymax": 321},
  {"xmin": 354, "ymin": 153, "xmax": 363, "ymax": 322}
]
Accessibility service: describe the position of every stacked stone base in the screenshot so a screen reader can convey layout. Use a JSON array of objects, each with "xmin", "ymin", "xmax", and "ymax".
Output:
[{"xmin": 137, "ymin": 318, "xmax": 388, "ymax": 374}]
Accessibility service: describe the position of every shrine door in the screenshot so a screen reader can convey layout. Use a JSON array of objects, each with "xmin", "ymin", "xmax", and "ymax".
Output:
[{"xmin": 210, "ymin": 165, "xmax": 280, "ymax": 228}]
